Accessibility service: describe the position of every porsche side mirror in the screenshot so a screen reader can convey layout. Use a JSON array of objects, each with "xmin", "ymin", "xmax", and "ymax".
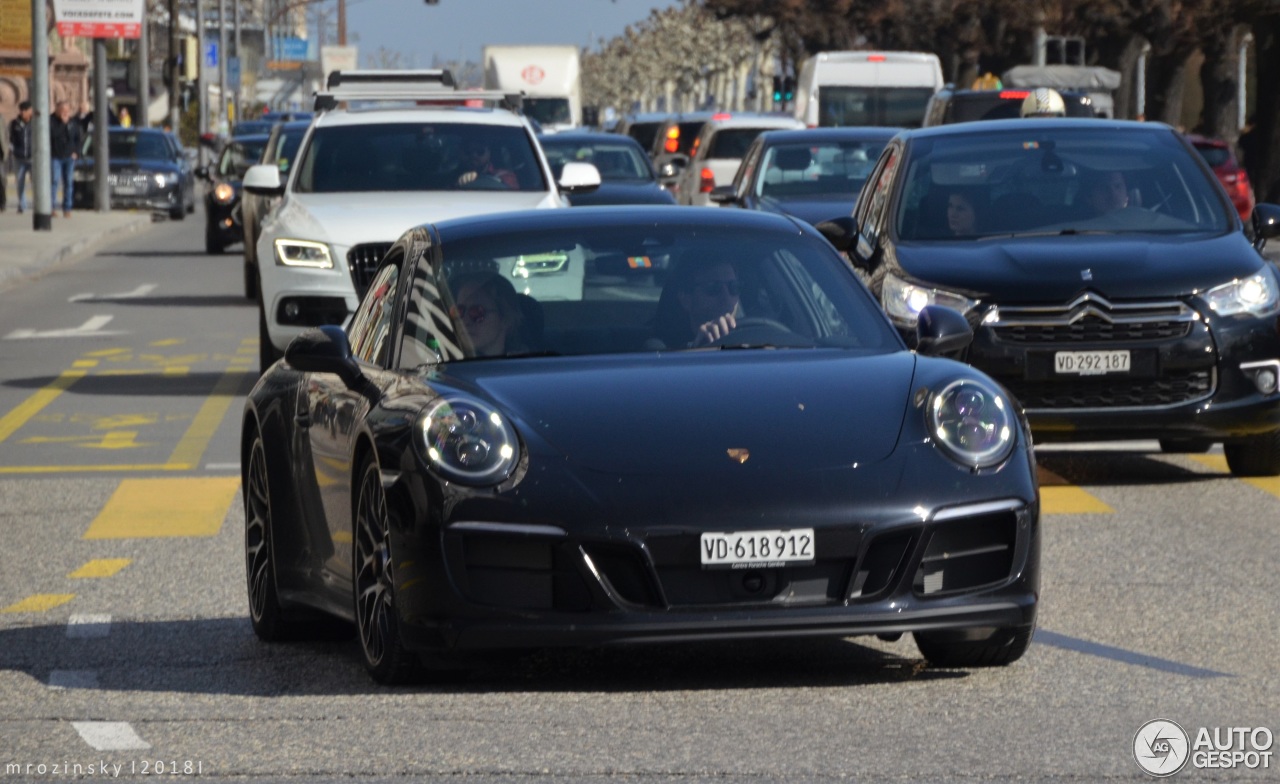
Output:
[
  {"xmin": 285, "ymin": 325, "xmax": 361, "ymax": 386},
  {"xmin": 243, "ymin": 163, "xmax": 285, "ymax": 196},
  {"xmin": 709, "ymin": 185, "xmax": 737, "ymax": 205},
  {"xmin": 915, "ymin": 305, "xmax": 973, "ymax": 357}
]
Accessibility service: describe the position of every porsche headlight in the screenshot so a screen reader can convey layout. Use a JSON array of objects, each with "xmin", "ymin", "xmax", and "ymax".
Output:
[
  {"xmin": 1204, "ymin": 273, "xmax": 1280, "ymax": 317},
  {"xmin": 273, "ymin": 239, "xmax": 333, "ymax": 268},
  {"xmin": 928, "ymin": 379, "xmax": 1015, "ymax": 469},
  {"xmin": 213, "ymin": 183, "xmax": 235, "ymax": 203},
  {"xmin": 882, "ymin": 272, "xmax": 977, "ymax": 328},
  {"xmin": 420, "ymin": 397, "xmax": 518, "ymax": 485}
]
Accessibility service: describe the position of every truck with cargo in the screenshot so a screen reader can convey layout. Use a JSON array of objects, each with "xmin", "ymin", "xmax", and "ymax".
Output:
[{"xmin": 483, "ymin": 45, "xmax": 582, "ymax": 133}]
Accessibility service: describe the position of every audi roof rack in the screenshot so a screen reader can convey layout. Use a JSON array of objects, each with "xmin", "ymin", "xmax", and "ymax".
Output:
[{"xmin": 314, "ymin": 69, "xmax": 524, "ymax": 115}]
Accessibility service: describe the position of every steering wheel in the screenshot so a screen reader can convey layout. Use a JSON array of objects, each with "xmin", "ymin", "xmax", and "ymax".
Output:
[
  {"xmin": 459, "ymin": 173, "xmax": 509, "ymax": 191},
  {"xmin": 709, "ymin": 317, "xmax": 799, "ymax": 347}
]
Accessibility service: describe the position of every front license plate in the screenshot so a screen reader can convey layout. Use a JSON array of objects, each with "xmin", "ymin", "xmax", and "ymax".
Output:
[
  {"xmin": 114, "ymin": 186, "xmax": 141, "ymax": 195},
  {"xmin": 1054, "ymin": 350, "xmax": 1130, "ymax": 375},
  {"xmin": 700, "ymin": 529, "xmax": 815, "ymax": 569}
]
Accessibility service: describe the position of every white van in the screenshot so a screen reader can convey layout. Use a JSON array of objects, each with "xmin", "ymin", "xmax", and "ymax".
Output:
[{"xmin": 793, "ymin": 51, "xmax": 944, "ymax": 128}]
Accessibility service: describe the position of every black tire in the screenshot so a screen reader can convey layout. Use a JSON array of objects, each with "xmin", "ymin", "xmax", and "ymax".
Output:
[
  {"xmin": 258, "ymin": 303, "xmax": 282, "ymax": 373},
  {"xmin": 244, "ymin": 262, "xmax": 258, "ymax": 300},
  {"xmin": 205, "ymin": 229, "xmax": 225, "ymax": 255},
  {"xmin": 1158, "ymin": 438, "xmax": 1212, "ymax": 454},
  {"xmin": 914, "ymin": 625, "xmax": 1034, "ymax": 668},
  {"xmin": 353, "ymin": 456, "xmax": 421, "ymax": 685},
  {"xmin": 244, "ymin": 428, "xmax": 299, "ymax": 641},
  {"xmin": 1224, "ymin": 430, "xmax": 1280, "ymax": 476}
]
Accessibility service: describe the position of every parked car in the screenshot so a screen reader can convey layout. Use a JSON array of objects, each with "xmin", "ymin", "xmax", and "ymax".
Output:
[
  {"xmin": 243, "ymin": 70, "xmax": 599, "ymax": 371},
  {"xmin": 713, "ymin": 126, "xmax": 897, "ymax": 225},
  {"xmin": 241, "ymin": 119, "xmax": 311, "ymax": 299},
  {"xmin": 241, "ymin": 206, "xmax": 1040, "ymax": 684},
  {"xmin": 73, "ymin": 127, "xmax": 196, "ymax": 219},
  {"xmin": 538, "ymin": 132, "xmax": 675, "ymax": 205},
  {"xmin": 1186, "ymin": 133, "xmax": 1256, "ymax": 222},
  {"xmin": 198, "ymin": 133, "xmax": 269, "ymax": 254},
  {"xmin": 820, "ymin": 118, "xmax": 1280, "ymax": 475},
  {"xmin": 673, "ymin": 113, "xmax": 806, "ymax": 206},
  {"xmin": 923, "ymin": 87, "xmax": 1097, "ymax": 126}
]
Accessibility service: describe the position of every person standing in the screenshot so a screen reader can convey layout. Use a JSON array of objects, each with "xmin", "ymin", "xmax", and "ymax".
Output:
[
  {"xmin": 8, "ymin": 101, "xmax": 34, "ymax": 214},
  {"xmin": 0, "ymin": 106, "xmax": 8, "ymax": 212},
  {"xmin": 50, "ymin": 100, "xmax": 83, "ymax": 217}
]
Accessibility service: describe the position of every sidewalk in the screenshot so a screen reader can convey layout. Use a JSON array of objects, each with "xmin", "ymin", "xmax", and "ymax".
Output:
[{"xmin": 0, "ymin": 206, "xmax": 155, "ymax": 290}]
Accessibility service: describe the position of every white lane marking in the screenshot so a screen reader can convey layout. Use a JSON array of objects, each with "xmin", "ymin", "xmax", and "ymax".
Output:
[
  {"xmin": 5, "ymin": 315, "xmax": 124, "ymax": 340},
  {"xmin": 204, "ymin": 462, "xmax": 241, "ymax": 471},
  {"xmin": 49, "ymin": 669, "xmax": 100, "ymax": 690},
  {"xmin": 66, "ymin": 614, "xmax": 112, "ymax": 638},
  {"xmin": 72, "ymin": 721, "xmax": 151, "ymax": 750},
  {"xmin": 69, "ymin": 284, "xmax": 157, "ymax": 303}
]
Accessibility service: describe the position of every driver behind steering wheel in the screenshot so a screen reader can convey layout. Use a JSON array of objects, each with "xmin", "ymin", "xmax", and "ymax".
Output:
[
  {"xmin": 456, "ymin": 140, "xmax": 518, "ymax": 189},
  {"xmin": 645, "ymin": 258, "xmax": 747, "ymax": 348}
]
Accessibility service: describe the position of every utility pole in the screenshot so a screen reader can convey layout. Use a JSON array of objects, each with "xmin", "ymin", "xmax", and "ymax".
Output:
[
  {"xmin": 338, "ymin": 0, "xmax": 346, "ymax": 45},
  {"xmin": 234, "ymin": 0, "xmax": 242, "ymax": 126},
  {"xmin": 218, "ymin": 0, "xmax": 228, "ymax": 134},
  {"xmin": 93, "ymin": 38, "xmax": 110, "ymax": 212},
  {"xmin": 197, "ymin": 0, "xmax": 207, "ymax": 161},
  {"xmin": 137, "ymin": 11, "xmax": 150, "ymax": 127},
  {"xmin": 168, "ymin": 0, "xmax": 180, "ymax": 131},
  {"xmin": 31, "ymin": 0, "xmax": 52, "ymax": 230}
]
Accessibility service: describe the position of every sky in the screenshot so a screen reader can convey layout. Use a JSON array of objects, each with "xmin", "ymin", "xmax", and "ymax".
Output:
[{"xmin": 346, "ymin": 0, "xmax": 681, "ymax": 69}]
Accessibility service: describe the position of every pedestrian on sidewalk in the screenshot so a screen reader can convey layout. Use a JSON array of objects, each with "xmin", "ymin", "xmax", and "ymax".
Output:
[
  {"xmin": 0, "ymin": 107, "xmax": 8, "ymax": 212},
  {"xmin": 50, "ymin": 100, "xmax": 83, "ymax": 217},
  {"xmin": 8, "ymin": 101, "xmax": 34, "ymax": 214}
]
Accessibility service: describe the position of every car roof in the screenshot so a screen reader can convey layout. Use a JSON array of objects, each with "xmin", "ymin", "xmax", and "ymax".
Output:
[
  {"xmin": 540, "ymin": 131, "xmax": 643, "ymax": 145},
  {"xmin": 313, "ymin": 105, "xmax": 530, "ymax": 129},
  {"xmin": 900, "ymin": 116, "xmax": 1168, "ymax": 140},
  {"xmin": 754, "ymin": 127, "xmax": 901, "ymax": 144},
  {"xmin": 432, "ymin": 204, "xmax": 804, "ymax": 241},
  {"xmin": 228, "ymin": 133, "xmax": 272, "ymax": 143},
  {"xmin": 702, "ymin": 114, "xmax": 805, "ymax": 131}
]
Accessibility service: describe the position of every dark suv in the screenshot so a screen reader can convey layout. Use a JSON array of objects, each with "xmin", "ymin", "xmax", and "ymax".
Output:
[
  {"xmin": 923, "ymin": 88, "xmax": 1096, "ymax": 126},
  {"xmin": 822, "ymin": 118, "xmax": 1280, "ymax": 476}
]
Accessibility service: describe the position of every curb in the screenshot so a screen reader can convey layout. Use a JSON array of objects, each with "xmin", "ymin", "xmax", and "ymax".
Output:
[{"xmin": 0, "ymin": 213, "xmax": 156, "ymax": 290}]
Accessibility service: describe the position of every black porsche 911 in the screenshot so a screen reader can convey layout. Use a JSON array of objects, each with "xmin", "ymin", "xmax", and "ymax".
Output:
[
  {"xmin": 822, "ymin": 118, "xmax": 1280, "ymax": 476},
  {"xmin": 241, "ymin": 207, "xmax": 1040, "ymax": 684}
]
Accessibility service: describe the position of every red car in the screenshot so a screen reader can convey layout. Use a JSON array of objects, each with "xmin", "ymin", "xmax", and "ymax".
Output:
[{"xmin": 1187, "ymin": 133, "xmax": 1256, "ymax": 221}]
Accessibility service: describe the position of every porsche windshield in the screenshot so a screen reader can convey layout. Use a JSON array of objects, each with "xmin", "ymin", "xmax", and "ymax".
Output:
[
  {"xmin": 895, "ymin": 125, "xmax": 1232, "ymax": 240},
  {"xmin": 399, "ymin": 223, "xmax": 901, "ymax": 364}
]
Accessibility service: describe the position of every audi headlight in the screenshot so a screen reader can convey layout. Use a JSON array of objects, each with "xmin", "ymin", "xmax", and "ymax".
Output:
[
  {"xmin": 419, "ymin": 397, "xmax": 518, "ymax": 485},
  {"xmin": 273, "ymin": 239, "xmax": 333, "ymax": 268},
  {"xmin": 928, "ymin": 379, "xmax": 1015, "ymax": 469},
  {"xmin": 1204, "ymin": 273, "xmax": 1280, "ymax": 317},
  {"xmin": 213, "ymin": 183, "xmax": 234, "ymax": 203},
  {"xmin": 882, "ymin": 272, "xmax": 977, "ymax": 328}
]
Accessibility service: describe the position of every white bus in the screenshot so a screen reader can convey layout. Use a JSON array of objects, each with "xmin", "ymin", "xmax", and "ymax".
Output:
[{"xmin": 793, "ymin": 51, "xmax": 944, "ymax": 128}]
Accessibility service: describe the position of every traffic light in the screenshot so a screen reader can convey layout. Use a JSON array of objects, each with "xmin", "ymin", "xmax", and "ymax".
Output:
[
  {"xmin": 772, "ymin": 75, "xmax": 783, "ymax": 103},
  {"xmin": 783, "ymin": 76, "xmax": 795, "ymax": 102}
]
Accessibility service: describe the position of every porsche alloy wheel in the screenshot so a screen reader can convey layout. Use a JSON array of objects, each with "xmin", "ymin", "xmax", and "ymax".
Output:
[
  {"xmin": 244, "ymin": 429, "xmax": 292, "ymax": 641},
  {"xmin": 353, "ymin": 457, "xmax": 419, "ymax": 684},
  {"xmin": 914, "ymin": 625, "xmax": 1034, "ymax": 668}
]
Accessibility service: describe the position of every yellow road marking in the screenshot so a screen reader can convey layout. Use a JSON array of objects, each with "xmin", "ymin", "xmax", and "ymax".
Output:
[
  {"xmin": 1189, "ymin": 454, "xmax": 1280, "ymax": 497},
  {"xmin": 165, "ymin": 353, "xmax": 254, "ymax": 470},
  {"xmin": 0, "ymin": 463, "xmax": 193, "ymax": 474},
  {"xmin": 150, "ymin": 338, "xmax": 184, "ymax": 346},
  {"xmin": 83, "ymin": 477, "xmax": 241, "ymax": 539},
  {"xmin": 1037, "ymin": 465, "xmax": 1113, "ymax": 513},
  {"xmin": 0, "ymin": 368, "xmax": 90, "ymax": 444},
  {"xmin": 69, "ymin": 559, "xmax": 132, "ymax": 578},
  {"xmin": 2, "ymin": 594, "xmax": 76, "ymax": 613}
]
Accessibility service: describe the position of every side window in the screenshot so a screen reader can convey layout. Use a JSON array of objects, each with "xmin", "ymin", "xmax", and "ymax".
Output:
[
  {"xmin": 735, "ymin": 141, "xmax": 761, "ymax": 199},
  {"xmin": 857, "ymin": 146, "xmax": 900, "ymax": 247},
  {"xmin": 347, "ymin": 260, "xmax": 400, "ymax": 367}
]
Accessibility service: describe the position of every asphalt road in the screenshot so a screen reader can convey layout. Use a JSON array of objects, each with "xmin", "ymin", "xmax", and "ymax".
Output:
[{"xmin": 0, "ymin": 210, "xmax": 1276, "ymax": 782}]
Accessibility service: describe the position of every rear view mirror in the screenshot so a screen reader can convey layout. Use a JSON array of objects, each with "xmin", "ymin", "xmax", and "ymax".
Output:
[
  {"xmin": 709, "ymin": 185, "xmax": 737, "ymax": 205},
  {"xmin": 558, "ymin": 161, "xmax": 601, "ymax": 194},
  {"xmin": 243, "ymin": 163, "xmax": 285, "ymax": 196},
  {"xmin": 816, "ymin": 216, "xmax": 857, "ymax": 252},
  {"xmin": 915, "ymin": 305, "xmax": 973, "ymax": 357}
]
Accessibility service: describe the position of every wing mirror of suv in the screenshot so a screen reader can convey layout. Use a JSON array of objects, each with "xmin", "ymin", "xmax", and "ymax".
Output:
[
  {"xmin": 285, "ymin": 325, "xmax": 362, "ymax": 386},
  {"xmin": 243, "ymin": 163, "xmax": 285, "ymax": 196},
  {"xmin": 1251, "ymin": 203, "xmax": 1280, "ymax": 250},
  {"xmin": 558, "ymin": 161, "xmax": 602, "ymax": 194},
  {"xmin": 915, "ymin": 305, "xmax": 974, "ymax": 357},
  {"xmin": 816, "ymin": 216, "xmax": 858, "ymax": 252}
]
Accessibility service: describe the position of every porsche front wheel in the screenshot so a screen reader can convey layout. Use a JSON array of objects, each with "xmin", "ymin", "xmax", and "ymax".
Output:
[
  {"xmin": 244, "ymin": 428, "xmax": 297, "ymax": 641},
  {"xmin": 353, "ymin": 456, "xmax": 419, "ymax": 684}
]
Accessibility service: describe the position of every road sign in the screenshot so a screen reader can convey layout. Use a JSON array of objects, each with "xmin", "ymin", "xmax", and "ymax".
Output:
[
  {"xmin": 53, "ymin": 0, "xmax": 143, "ymax": 38},
  {"xmin": 205, "ymin": 41, "xmax": 218, "ymax": 69},
  {"xmin": 228, "ymin": 56, "xmax": 241, "ymax": 91}
]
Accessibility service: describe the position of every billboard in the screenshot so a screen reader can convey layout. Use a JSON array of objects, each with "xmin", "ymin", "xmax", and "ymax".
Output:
[{"xmin": 53, "ymin": 0, "xmax": 145, "ymax": 39}]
